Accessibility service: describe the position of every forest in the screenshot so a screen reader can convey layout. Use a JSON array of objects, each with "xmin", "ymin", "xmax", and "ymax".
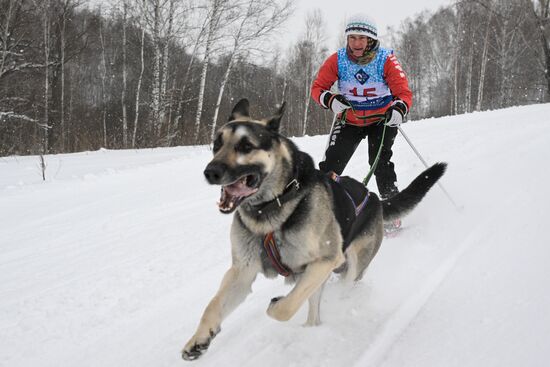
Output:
[{"xmin": 1, "ymin": 0, "xmax": 549, "ymax": 156}]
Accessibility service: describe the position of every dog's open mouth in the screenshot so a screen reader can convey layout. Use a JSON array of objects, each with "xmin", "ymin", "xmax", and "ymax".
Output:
[{"xmin": 218, "ymin": 174, "xmax": 260, "ymax": 213}]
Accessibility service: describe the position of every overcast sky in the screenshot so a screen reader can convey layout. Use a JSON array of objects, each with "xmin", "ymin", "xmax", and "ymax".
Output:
[{"xmin": 275, "ymin": 0, "xmax": 453, "ymax": 51}]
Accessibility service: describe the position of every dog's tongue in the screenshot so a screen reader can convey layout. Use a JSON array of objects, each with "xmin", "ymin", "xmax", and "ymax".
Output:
[
  {"xmin": 218, "ymin": 177, "xmax": 258, "ymax": 213},
  {"xmin": 224, "ymin": 177, "xmax": 257, "ymax": 197}
]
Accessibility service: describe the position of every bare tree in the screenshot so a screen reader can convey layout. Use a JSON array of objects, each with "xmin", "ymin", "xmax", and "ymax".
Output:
[
  {"xmin": 169, "ymin": 12, "xmax": 208, "ymax": 145},
  {"xmin": 136, "ymin": 0, "xmax": 193, "ymax": 142},
  {"xmin": 194, "ymin": 0, "xmax": 227, "ymax": 141},
  {"xmin": 0, "ymin": 0, "xmax": 39, "ymax": 83},
  {"xmin": 159, "ymin": 0, "xmax": 176, "ymax": 138},
  {"xmin": 99, "ymin": 12, "xmax": 108, "ymax": 148},
  {"xmin": 1, "ymin": 0, "xmax": 43, "ymax": 126},
  {"xmin": 150, "ymin": 0, "xmax": 163, "ymax": 138},
  {"xmin": 476, "ymin": 0, "xmax": 493, "ymax": 111},
  {"xmin": 56, "ymin": 0, "xmax": 82, "ymax": 151},
  {"xmin": 209, "ymin": 0, "xmax": 293, "ymax": 141},
  {"xmin": 301, "ymin": 10, "xmax": 327, "ymax": 135},
  {"xmin": 529, "ymin": 0, "xmax": 550, "ymax": 101},
  {"xmin": 489, "ymin": 0, "xmax": 528, "ymax": 106},
  {"xmin": 132, "ymin": 0, "xmax": 147, "ymax": 148},
  {"xmin": 121, "ymin": 0, "xmax": 129, "ymax": 148},
  {"xmin": 41, "ymin": 0, "xmax": 52, "ymax": 153}
]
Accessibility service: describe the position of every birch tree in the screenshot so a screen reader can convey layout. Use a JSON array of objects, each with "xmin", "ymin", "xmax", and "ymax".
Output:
[
  {"xmin": 194, "ymin": 0, "xmax": 226, "ymax": 141},
  {"xmin": 300, "ymin": 9, "xmax": 327, "ymax": 136},
  {"xmin": 121, "ymin": 0, "xmax": 129, "ymax": 147},
  {"xmin": 132, "ymin": 0, "xmax": 147, "ymax": 148},
  {"xmin": 99, "ymin": 13, "xmax": 108, "ymax": 147},
  {"xmin": 491, "ymin": 0, "xmax": 530, "ymax": 107},
  {"xmin": 529, "ymin": 0, "xmax": 550, "ymax": 101},
  {"xmin": 42, "ymin": 0, "xmax": 52, "ymax": 153},
  {"xmin": 54, "ymin": 0, "xmax": 83, "ymax": 151},
  {"xmin": 452, "ymin": 3, "xmax": 462, "ymax": 115},
  {"xmin": 169, "ymin": 13, "xmax": 208, "ymax": 145},
  {"xmin": 137, "ymin": 0, "xmax": 191, "ymax": 142},
  {"xmin": 476, "ymin": 0, "xmax": 493, "ymax": 111},
  {"xmin": 0, "ymin": 0, "xmax": 38, "ymax": 125},
  {"xmin": 209, "ymin": 0, "xmax": 292, "ymax": 141},
  {"xmin": 147, "ymin": 0, "xmax": 164, "ymax": 138},
  {"xmin": 0, "ymin": 0, "xmax": 40, "ymax": 83}
]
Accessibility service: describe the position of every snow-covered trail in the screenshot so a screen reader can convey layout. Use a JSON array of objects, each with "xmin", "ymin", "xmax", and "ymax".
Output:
[{"xmin": 1, "ymin": 104, "xmax": 549, "ymax": 367}]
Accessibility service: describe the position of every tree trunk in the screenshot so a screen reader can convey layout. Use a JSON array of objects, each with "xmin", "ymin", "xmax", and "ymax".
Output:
[
  {"xmin": 194, "ymin": 51, "xmax": 210, "ymax": 142},
  {"xmin": 60, "ymin": 2, "xmax": 66, "ymax": 151},
  {"xmin": 533, "ymin": 0, "xmax": 550, "ymax": 102},
  {"xmin": 195, "ymin": 1, "xmax": 221, "ymax": 142},
  {"xmin": 159, "ymin": 0, "xmax": 175, "ymax": 144},
  {"xmin": 210, "ymin": 50, "xmax": 236, "ymax": 141},
  {"xmin": 171, "ymin": 14, "xmax": 209, "ymax": 145},
  {"xmin": 170, "ymin": 32, "xmax": 201, "ymax": 145},
  {"xmin": 121, "ymin": 2, "xmax": 128, "ymax": 148},
  {"xmin": 43, "ymin": 0, "xmax": 50, "ymax": 154},
  {"xmin": 150, "ymin": 0, "xmax": 162, "ymax": 138},
  {"xmin": 452, "ymin": 5, "xmax": 460, "ymax": 115},
  {"xmin": 99, "ymin": 16, "xmax": 108, "ymax": 148},
  {"xmin": 465, "ymin": 40, "xmax": 473, "ymax": 113},
  {"xmin": 132, "ymin": 6, "xmax": 146, "ymax": 148},
  {"xmin": 476, "ymin": 1, "xmax": 493, "ymax": 111}
]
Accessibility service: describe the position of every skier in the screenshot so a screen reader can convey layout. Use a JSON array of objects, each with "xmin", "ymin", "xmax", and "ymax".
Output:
[{"xmin": 311, "ymin": 14, "xmax": 412, "ymax": 234}]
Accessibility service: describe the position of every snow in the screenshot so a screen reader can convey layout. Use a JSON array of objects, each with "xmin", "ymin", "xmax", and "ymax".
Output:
[{"xmin": 1, "ymin": 104, "xmax": 549, "ymax": 367}]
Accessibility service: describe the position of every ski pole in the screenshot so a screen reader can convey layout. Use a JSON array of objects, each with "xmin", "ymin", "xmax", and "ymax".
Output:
[{"xmin": 397, "ymin": 126, "xmax": 462, "ymax": 212}]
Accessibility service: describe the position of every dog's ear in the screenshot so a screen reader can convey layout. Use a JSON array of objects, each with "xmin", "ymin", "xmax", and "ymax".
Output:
[
  {"xmin": 265, "ymin": 102, "xmax": 286, "ymax": 132},
  {"xmin": 229, "ymin": 98, "xmax": 250, "ymax": 121}
]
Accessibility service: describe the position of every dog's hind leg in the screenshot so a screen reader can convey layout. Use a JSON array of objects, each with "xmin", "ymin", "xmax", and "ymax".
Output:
[
  {"xmin": 341, "ymin": 246, "xmax": 359, "ymax": 284},
  {"xmin": 182, "ymin": 265, "xmax": 258, "ymax": 361},
  {"xmin": 351, "ymin": 231, "xmax": 383, "ymax": 282},
  {"xmin": 305, "ymin": 281, "xmax": 326, "ymax": 326},
  {"xmin": 267, "ymin": 254, "xmax": 344, "ymax": 322}
]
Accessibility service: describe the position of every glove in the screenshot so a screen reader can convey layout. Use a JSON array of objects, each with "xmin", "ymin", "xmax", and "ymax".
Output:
[
  {"xmin": 385, "ymin": 100, "xmax": 408, "ymax": 127},
  {"xmin": 320, "ymin": 91, "xmax": 351, "ymax": 114}
]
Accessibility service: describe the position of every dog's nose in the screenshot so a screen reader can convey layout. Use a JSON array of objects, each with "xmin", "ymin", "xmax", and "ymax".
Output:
[{"xmin": 204, "ymin": 161, "xmax": 227, "ymax": 184}]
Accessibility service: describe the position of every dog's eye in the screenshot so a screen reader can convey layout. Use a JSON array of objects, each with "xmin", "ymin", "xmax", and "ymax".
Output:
[
  {"xmin": 235, "ymin": 139, "xmax": 255, "ymax": 154},
  {"xmin": 213, "ymin": 135, "xmax": 223, "ymax": 153}
]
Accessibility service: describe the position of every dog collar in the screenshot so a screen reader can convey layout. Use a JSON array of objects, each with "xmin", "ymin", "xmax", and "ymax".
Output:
[{"xmin": 249, "ymin": 178, "xmax": 301, "ymax": 215}]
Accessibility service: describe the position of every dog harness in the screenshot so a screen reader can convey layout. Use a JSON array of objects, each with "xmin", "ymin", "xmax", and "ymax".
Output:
[
  {"xmin": 250, "ymin": 179, "xmax": 301, "ymax": 216},
  {"xmin": 263, "ymin": 232, "xmax": 292, "ymax": 277},
  {"xmin": 261, "ymin": 173, "xmax": 369, "ymax": 278},
  {"xmin": 328, "ymin": 171, "xmax": 369, "ymax": 217}
]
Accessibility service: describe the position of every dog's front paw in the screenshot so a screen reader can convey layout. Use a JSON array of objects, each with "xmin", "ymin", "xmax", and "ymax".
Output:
[
  {"xmin": 181, "ymin": 328, "xmax": 219, "ymax": 361},
  {"xmin": 266, "ymin": 296, "xmax": 293, "ymax": 321}
]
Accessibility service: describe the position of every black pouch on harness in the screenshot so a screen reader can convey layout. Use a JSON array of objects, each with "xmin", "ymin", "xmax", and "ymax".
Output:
[{"xmin": 326, "ymin": 173, "xmax": 369, "ymax": 251}]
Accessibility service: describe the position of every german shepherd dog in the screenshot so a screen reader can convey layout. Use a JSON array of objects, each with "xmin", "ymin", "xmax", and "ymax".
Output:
[{"xmin": 182, "ymin": 99, "xmax": 446, "ymax": 360}]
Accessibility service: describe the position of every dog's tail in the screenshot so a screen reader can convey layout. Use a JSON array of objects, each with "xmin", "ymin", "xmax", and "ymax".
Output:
[{"xmin": 382, "ymin": 162, "xmax": 447, "ymax": 221}]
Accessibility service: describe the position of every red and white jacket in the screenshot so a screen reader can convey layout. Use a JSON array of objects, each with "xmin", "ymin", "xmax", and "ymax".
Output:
[{"xmin": 311, "ymin": 47, "xmax": 412, "ymax": 126}]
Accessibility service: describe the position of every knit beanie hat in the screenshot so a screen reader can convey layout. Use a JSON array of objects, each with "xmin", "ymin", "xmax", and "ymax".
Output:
[{"xmin": 344, "ymin": 14, "xmax": 378, "ymax": 40}]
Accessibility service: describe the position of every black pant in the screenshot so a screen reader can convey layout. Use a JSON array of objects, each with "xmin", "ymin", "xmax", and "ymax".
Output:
[{"xmin": 319, "ymin": 120, "xmax": 399, "ymax": 199}]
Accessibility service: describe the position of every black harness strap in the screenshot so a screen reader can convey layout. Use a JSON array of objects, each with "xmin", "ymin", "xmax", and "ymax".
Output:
[
  {"xmin": 329, "ymin": 172, "xmax": 369, "ymax": 216},
  {"xmin": 249, "ymin": 179, "xmax": 301, "ymax": 216},
  {"xmin": 327, "ymin": 172, "xmax": 370, "ymax": 250}
]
